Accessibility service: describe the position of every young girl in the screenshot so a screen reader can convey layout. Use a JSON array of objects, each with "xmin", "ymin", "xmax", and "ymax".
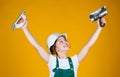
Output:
[{"xmin": 14, "ymin": 13, "xmax": 106, "ymax": 77}]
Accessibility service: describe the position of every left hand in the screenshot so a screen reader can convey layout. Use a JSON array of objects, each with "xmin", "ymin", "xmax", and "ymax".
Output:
[{"xmin": 97, "ymin": 17, "xmax": 106, "ymax": 27}]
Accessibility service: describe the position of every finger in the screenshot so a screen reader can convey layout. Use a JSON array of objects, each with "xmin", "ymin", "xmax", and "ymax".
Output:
[{"xmin": 101, "ymin": 17, "xmax": 106, "ymax": 24}]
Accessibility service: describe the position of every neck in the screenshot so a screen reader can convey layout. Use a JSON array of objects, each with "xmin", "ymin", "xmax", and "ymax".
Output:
[{"xmin": 57, "ymin": 52, "xmax": 67, "ymax": 59}]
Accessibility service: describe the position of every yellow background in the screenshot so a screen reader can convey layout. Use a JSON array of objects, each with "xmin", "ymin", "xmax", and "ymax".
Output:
[{"xmin": 0, "ymin": 0, "xmax": 120, "ymax": 77}]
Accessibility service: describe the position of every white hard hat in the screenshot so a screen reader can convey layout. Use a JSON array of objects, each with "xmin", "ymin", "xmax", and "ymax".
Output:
[{"xmin": 47, "ymin": 32, "xmax": 67, "ymax": 49}]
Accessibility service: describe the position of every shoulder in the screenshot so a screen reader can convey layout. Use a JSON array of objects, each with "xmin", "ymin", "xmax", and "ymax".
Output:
[
  {"xmin": 71, "ymin": 54, "xmax": 78, "ymax": 61},
  {"xmin": 48, "ymin": 54, "xmax": 56, "ymax": 66},
  {"xmin": 71, "ymin": 54, "xmax": 79, "ymax": 67}
]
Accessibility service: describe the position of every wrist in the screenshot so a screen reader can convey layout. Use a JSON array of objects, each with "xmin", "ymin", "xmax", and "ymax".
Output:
[
  {"xmin": 21, "ymin": 26, "xmax": 28, "ymax": 31},
  {"xmin": 97, "ymin": 26, "xmax": 103, "ymax": 31}
]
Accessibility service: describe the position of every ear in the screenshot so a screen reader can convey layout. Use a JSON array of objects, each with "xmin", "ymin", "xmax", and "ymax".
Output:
[
  {"xmin": 56, "ymin": 47, "xmax": 58, "ymax": 52},
  {"xmin": 56, "ymin": 46, "xmax": 60, "ymax": 52}
]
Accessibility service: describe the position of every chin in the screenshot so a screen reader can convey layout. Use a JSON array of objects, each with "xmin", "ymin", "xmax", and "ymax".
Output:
[{"xmin": 65, "ymin": 48, "xmax": 70, "ymax": 51}]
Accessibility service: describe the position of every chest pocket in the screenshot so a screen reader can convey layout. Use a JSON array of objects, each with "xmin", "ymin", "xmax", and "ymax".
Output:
[{"xmin": 53, "ymin": 57, "xmax": 74, "ymax": 77}]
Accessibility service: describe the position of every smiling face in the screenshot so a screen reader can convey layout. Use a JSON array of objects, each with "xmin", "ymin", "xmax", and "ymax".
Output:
[{"xmin": 55, "ymin": 36, "xmax": 70, "ymax": 53}]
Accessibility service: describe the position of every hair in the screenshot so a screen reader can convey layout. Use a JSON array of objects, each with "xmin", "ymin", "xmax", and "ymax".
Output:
[{"xmin": 50, "ymin": 45, "xmax": 57, "ymax": 55}]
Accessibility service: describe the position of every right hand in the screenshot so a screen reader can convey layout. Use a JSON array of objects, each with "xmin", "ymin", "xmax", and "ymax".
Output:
[{"xmin": 21, "ymin": 19, "xmax": 28, "ymax": 30}]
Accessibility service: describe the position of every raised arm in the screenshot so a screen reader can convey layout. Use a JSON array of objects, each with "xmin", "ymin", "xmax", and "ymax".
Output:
[
  {"xmin": 77, "ymin": 18, "xmax": 106, "ymax": 63},
  {"xmin": 21, "ymin": 19, "xmax": 49, "ymax": 63}
]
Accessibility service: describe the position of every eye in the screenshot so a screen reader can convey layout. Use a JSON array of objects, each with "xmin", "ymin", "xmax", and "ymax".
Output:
[{"xmin": 60, "ymin": 40, "xmax": 63, "ymax": 43}]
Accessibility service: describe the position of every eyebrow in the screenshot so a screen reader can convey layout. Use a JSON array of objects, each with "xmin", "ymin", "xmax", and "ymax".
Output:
[{"xmin": 57, "ymin": 37, "xmax": 67, "ymax": 41}]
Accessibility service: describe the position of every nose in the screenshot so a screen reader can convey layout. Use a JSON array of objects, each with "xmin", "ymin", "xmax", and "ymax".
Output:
[{"xmin": 64, "ymin": 41, "xmax": 69, "ymax": 47}]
